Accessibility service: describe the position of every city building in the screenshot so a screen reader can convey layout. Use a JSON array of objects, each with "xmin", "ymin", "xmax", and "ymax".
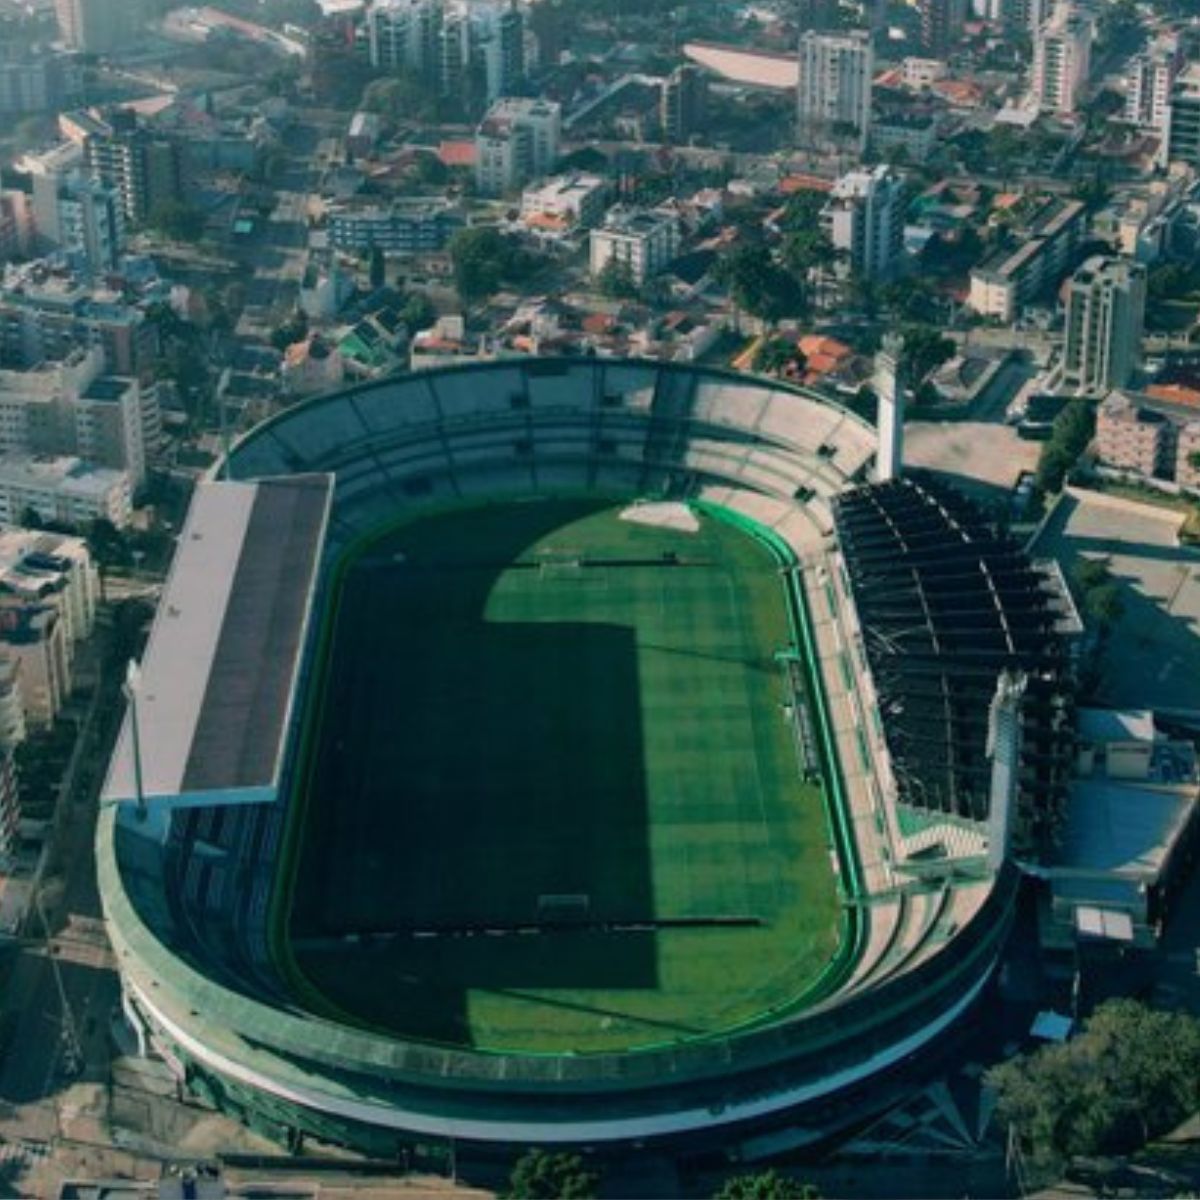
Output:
[
  {"xmin": 796, "ymin": 30, "xmax": 873, "ymax": 153},
  {"xmin": 474, "ymin": 97, "xmax": 561, "ymax": 195},
  {"xmin": 0, "ymin": 601, "xmax": 69, "ymax": 727},
  {"xmin": 1096, "ymin": 390, "xmax": 1200, "ymax": 490},
  {"xmin": 869, "ymin": 113, "xmax": 938, "ymax": 162},
  {"xmin": 0, "ymin": 51, "xmax": 79, "ymax": 116},
  {"xmin": 55, "ymin": 174, "xmax": 125, "ymax": 277},
  {"xmin": 0, "ymin": 454, "xmax": 132, "ymax": 529},
  {"xmin": 0, "ymin": 267, "xmax": 161, "ymax": 381},
  {"xmin": 1125, "ymin": 34, "xmax": 1181, "ymax": 134},
  {"xmin": 365, "ymin": 0, "xmax": 441, "ymax": 74},
  {"xmin": 54, "ymin": 0, "xmax": 142, "ymax": 53},
  {"xmin": 326, "ymin": 199, "xmax": 464, "ymax": 253},
  {"xmin": 1031, "ymin": 4, "xmax": 1092, "ymax": 117},
  {"xmin": 589, "ymin": 206, "xmax": 681, "ymax": 286},
  {"xmin": 1061, "ymin": 256, "xmax": 1146, "ymax": 394},
  {"xmin": 823, "ymin": 165, "xmax": 905, "ymax": 281},
  {"xmin": 70, "ymin": 109, "xmax": 184, "ymax": 225},
  {"xmin": 520, "ymin": 174, "xmax": 609, "ymax": 230},
  {"xmin": 967, "ymin": 196, "xmax": 1087, "ymax": 321},
  {"xmin": 18, "ymin": 144, "xmax": 125, "ymax": 276},
  {"xmin": 918, "ymin": 0, "xmax": 966, "ymax": 57},
  {"xmin": 0, "ymin": 657, "xmax": 24, "ymax": 752},
  {"xmin": 0, "ymin": 193, "xmax": 35, "ymax": 264},
  {"xmin": 660, "ymin": 64, "xmax": 708, "ymax": 144},
  {"xmin": 0, "ymin": 525, "xmax": 99, "ymax": 649},
  {"xmin": 1167, "ymin": 62, "xmax": 1200, "ymax": 169},
  {"xmin": 468, "ymin": 0, "xmax": 525, "ymax": 105},
  {"xmin": 17, "ymin": 141, "xmax": 84, "ymax": 249},
  {"xmin": 0, "ymin": 349, "xmax": 149, "ymax": 487}
]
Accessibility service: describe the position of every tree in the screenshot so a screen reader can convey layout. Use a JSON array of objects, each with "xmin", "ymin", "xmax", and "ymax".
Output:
[
  {"xmin": 369, "ymin": 245, "xmax": 386, "ymax": 290},
  {"xmin": 1035, "ymin": 397, "xmax": 1095, "ymax": 493},
  {"xmin": 448, "ymin": 227, "xmax": 535, "ymax": 302},
  {"xmin": 713, "ymin": 1170, "xmax": 820, "ymax": 1200},
  {"xmin": 147, "ymin": 199, "xmax": 206, "ymax": 243},
  {"xmin": 714, "ymin": 244, "xmax": 806, "ymax": 321},
  {"xmin": 507, "ymin": 1149, "xmax": 600, "ymax": 1200},
  {"xmin": 597, "ymin": 256, "xmax": 639, "ymax": 299},
  {"xmin": 988, "ymin": 1001, "xmax": 1200, "ymax": 1172},
  {"xmin": 1189, "ymin": 450, "xmax": 1200, "ymax": 473},
  {"xmin": 400, "ymin": 292, "xmax": 437, "ymax": 333},
  {"xmin": 900, "ymin": 324, "xmax": 956, "ymax": 386},
  {"xmin": 88, "ymin": 517, "xmax": 130, "ymax": 568},
  {"xmin": 753, "ymin": 336, "xmax": 807, "ymax": 379},
  {"xmin": 270, "ymin": 309, "xmax": 309, "ymax": 351},
  {"xmin": 781, "ymin": 226, "xmax": 835, "ymax": 279}
]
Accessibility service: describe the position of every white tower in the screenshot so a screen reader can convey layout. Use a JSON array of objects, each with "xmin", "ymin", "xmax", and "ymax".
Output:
[
  {"xmin": 874, "ymin": 333, "xmax": 905, "ymax": 482},
  {"xmin": 986, "ymin": 670, "xmax": 1026, "ymax": 873}
]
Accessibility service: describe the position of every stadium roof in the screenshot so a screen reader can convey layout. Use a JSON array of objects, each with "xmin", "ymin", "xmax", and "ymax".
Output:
[
  {"xmin": 833, "ymin": 475, "xmax": 1072, "ymax": 824},
  {"xmin": 102, "ymin": 474, "xmax": 332, "ymax": 810},
  {"xmin": 683, "ymin": 41, "xmax": 799, "ymax": 90}
]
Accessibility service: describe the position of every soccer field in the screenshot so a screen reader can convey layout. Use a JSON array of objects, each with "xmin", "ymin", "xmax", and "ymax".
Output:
[{"xmin": 288, "ymin": 498, "xmax": 841, "ymax": 1054}]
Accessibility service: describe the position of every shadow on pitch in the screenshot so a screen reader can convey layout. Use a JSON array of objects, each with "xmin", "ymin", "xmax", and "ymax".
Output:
[{"xmin": 292, "ymin": 499, "xmax": 660, "ymax": 1047}]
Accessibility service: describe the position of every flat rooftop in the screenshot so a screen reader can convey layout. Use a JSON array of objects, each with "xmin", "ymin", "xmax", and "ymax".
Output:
[
  {"xmin": 1030, "ymin": 487, "xmax": 1200, "ymax": 716},
  {"xmin": 102, "ymin": 474, "xmax": 332, "ymax": 808}
]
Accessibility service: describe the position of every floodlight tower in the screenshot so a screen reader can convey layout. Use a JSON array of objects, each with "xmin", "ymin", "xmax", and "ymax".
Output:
[
  {"xmin": 874, "ymin": 332, "xmax": 906, "ymax": 482},
  {"xmin": 123, "ymin": 659, "xmax": 147, "ymax": 822}
]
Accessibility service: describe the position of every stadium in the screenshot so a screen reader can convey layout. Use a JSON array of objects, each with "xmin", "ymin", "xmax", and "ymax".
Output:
[{"xmin": 98, "ymin": 358, "xmax": 1072, "ymax": 1154}]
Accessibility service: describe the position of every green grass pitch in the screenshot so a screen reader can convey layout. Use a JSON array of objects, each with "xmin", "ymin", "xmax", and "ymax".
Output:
[{"xmin": 288, "ymin": 498, "xmax": 840, "ymax": 1054}]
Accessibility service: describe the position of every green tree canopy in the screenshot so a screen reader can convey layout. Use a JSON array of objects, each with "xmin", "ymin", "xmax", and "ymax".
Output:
[
  {"xmin": 1035, "ymin": 397, "xmax": 1095, "ymax": 493},
  {"xmin": 400, "ymin": 292, "xmax": 437, "ymax": 333},
  {"xmin": 753, "ymin": 336, "xmax": 808, "ymax": 378},
  {"xmin": 449, "ymin": 227, "xmax": 536, "ymax": 302},
  {"xmin": 713, "ymin": 1169, "xmax": 821, "ymax": 1200},
  {"xmin": 507, "ymin": 1148, "xmax": 600, "ymax": 1199},
  {"xmin": 714, "ymin": 244, "xmax": 806, "ymax": 321},
  {"xmin": 900, "ymin": 324, "xmax": 956, "ymax": 385},
  {"xmin": 147, "ymin": 199, "xmax": 206, "ymax": 243},
  {"xmin": 596, "ymin": 256, "xmax": 639, "ymax": 299},
  {"xmin": 988, "ymin": 1001, "xmax": 1200, "ymax": 1171}
]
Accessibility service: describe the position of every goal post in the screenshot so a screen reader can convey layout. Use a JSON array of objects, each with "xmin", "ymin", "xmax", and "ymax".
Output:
[{"xmin": 538, "ymin": 893, "xmax": 591, "ymax": 919}]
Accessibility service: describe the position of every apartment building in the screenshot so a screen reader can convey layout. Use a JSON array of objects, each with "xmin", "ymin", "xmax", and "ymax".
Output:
[
  {"xmin": 1061, "ymin": 256, "xmax": 1146, "ymax": 394},
  {"xmin": 0, "ymin": 525, "xmax": 99, "ymax": 649},
  {"xmin": 661, "ymin": 64, "xmax": 708, "ymax": 144},
  {"xmin": 0, "ymin": 350, "xmax": 148, "ymax": 487},
  {"xmin": 0, "ymin": 455, "xmax": 132, "ymax": 529},
  {"xmin": 1167, "ymin": 62, "xmax": 1200, "ymax": 169},
  {"xmin": 796, "ymin": 30, "xmax": 873, "ymax": 153},
  {"xmin": 71, "ymin": 109, "xmax": 183, "ymax": 225},
  {"xmin": 520, "ymin": 174, "xmax": 610, "ymax": 229},
  {"xmin": 0, "ymin": 601, "xmax": 69, "ymax": 728},
  {"xmin": 1032, "ymin": 4, "xmax": 1093, "ymax": 116},
  {"xmin": 823, "ymin": 165, "xmax": 905, "ymax": 281},
  {"xmin": 967, "ymin": 196, "xmax": 1087, "ymax": 321},
  {"xmin": 474, "ymin": 97, "xmax": 561, "ymax": 195},
  {"xmin": 0, "ymin": 193, "xmax": 35, "ymax": 265},
  {"xmin": 1125, "ymin": 34, "xmax": 1181, "ymax": 134},
  {"xmin": 589, "ymin": 206, "xmax": 681, "ymax": 286},
  {"xmin": 1096, "ymin": 390, "xmax": 1200, "ymax": 491},
  {"xmin": 0, "ymin": 52, "xmax": 79, "ymax": 116},
  {"xmin": 327, "ymin": 199, "xmax": 464, "ymax": 253}
]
